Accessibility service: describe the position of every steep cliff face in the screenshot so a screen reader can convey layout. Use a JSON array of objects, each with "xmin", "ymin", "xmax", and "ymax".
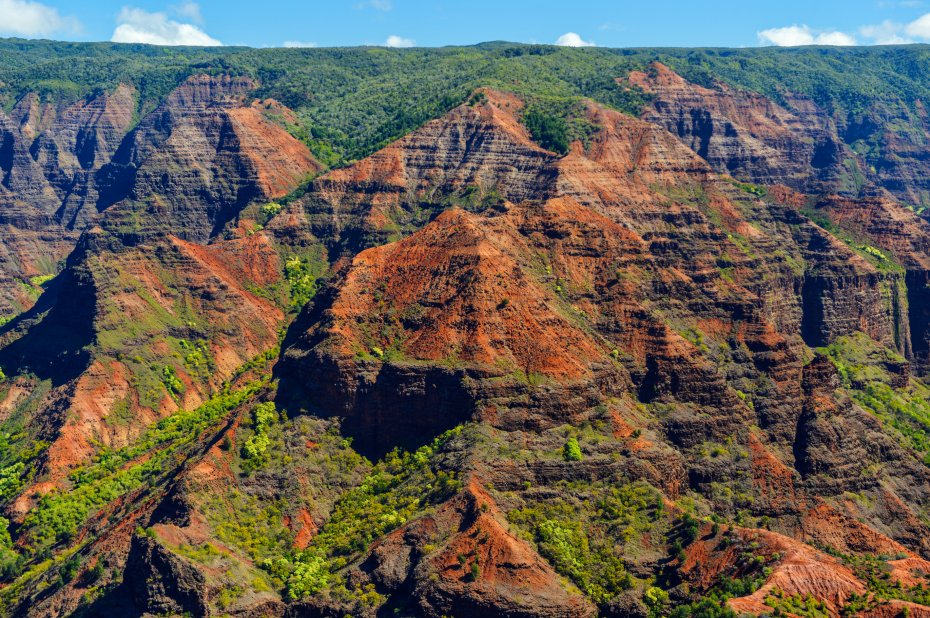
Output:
[
  {"xmin": 8, "ymin": 66, "xmax": 930, "ymax": 617},
  {"xmin": 629, "ymin": 61, "xmax": 930, "ymax": 211},
  {"xmin": 98, "ymin": 74, "xmax": 321, "ymax": 241},
  {"xmin": 801, "ymin": 195, "xmax": 930, "ymax": 368},
  {"xmin": 0, "ymin": 73, "xmax": 316, "ymax": 317},
  {"xmin": 0, "ymin": 75, "xmax": 320, "ymax": 494},
  {"xmin": 615, "ymin": 64, "xmax": 927, "ymax": 362},
  {"xmin": 841, "ymin": 98, "xmax": 930, "ymax": 208},
  {"xmin": 302, "ymin": 89, "xmax": 558, "ymax": 255},
  {"xmin": 24, "ymin": 84, "xmax": 138, "ymax": 227},
  {"xmin": 0, "ymin": 85, "xmax": 137, "ymax": 315},
  {"xmin": 626, "ymin": 62, "xmax": 858, "ymax": 195}
]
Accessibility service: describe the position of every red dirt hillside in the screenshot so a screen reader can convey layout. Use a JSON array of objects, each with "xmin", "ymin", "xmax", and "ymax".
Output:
[{"xmin": 10, "ymin": 49, "xmax": 930, "ymax": 618}]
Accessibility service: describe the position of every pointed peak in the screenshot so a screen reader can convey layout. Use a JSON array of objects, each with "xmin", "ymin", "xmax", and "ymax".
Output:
[
  {"xmin": 626, "ymin": 61, "xmax": 693, "ymax": 92},
  {"xmin": 466, "ymin": 87, "xmax": 526, "ymax": 112}
]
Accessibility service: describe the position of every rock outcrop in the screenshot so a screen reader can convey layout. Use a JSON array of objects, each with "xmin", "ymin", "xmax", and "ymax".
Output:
[
  {"xmin": 0, "ymin": 75, "xmax": 320, "ymax": 488},
  {"xmin": 98, "ymin": 74, "xmax": 320, "ymax": 241},
  {"xmin": 626, "ymin": 62, "xmax": 857, "ymax": 195}
]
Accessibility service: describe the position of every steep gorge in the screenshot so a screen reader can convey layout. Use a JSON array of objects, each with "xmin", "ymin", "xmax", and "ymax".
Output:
[{"xmin": 2, "ymin": 47, "xmax": 930, "ymax": 618}]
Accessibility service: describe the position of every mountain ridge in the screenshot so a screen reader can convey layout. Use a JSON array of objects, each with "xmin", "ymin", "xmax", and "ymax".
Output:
[{"xmin": 2, "ymin": 44, "xmax": 930, "ymax": 617}]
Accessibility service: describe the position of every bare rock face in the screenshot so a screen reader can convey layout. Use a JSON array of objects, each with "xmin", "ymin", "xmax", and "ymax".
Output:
[
  {"xmin": 303, "ymin": 89, "xmax": 559, "ymax": 255},
  {"xmin": 0, "ymin": 74, "xmax": 318, "ymax": 316},
  {"xmin": 98, "ymin": 74, "xmax": 320, "ymax": 241},
  {"xmin": 627, "ymin": 61, "xmax": 930, "ymax": 211},
  {"xmin": 804, "ymin": 195, "xmax": 930, "ymax": 368},
  {"xmin": 26, "ymin": 84, "xmax": 137, "ymax": 227},
  {"xmin": 408, "ymin": 483, "xmax": 597, "ymax": 617},
  {"xmin": 0, "ymin": 85, "xmax": 136, "ymax": 314},
  {"xmin": 278, "ymin": 204, "xmax": 627, "ymax": 456},
  {"xmin": 626, "ymin": 62, "xmax": 856, "ymax": 195},
  {"xmin": 0, "ymin": 76, "xmax": 320, "ymax": 486},
  {"xmin": 125, "ymin": 532, "xmax": 210, "ymax": 616}
]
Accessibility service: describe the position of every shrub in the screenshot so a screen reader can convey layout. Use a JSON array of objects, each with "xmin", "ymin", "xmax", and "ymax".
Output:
[
  {"xmin": 284, "ymin": 256, "xmax": 319, "ymax": 310},
  {"xmin": 537, "ymin": 519, "xmax": 589, "ymax": 581},
  {"xmin": 563, "ymin": 437, "xmax": 583, "ymax": 462},
  {"xmin": 161, "ymin": 365, "xmax": 184, "ymax": 397},
  {"xmin": 260, "ymin": 202, "xmax": 283, "ymax": 223},
  {"xmin": 252, "ymin": 402, "xmax": 279, "ymax": 432},
  {"xmin": 58, "ymin": 556, "xmax": 81, "ymax": 586},
  {"xmin": 286, "ymin": 555, "xmax": 329, "ymax": 599},
  {"xmin": 644, "ymin": 586, "xmax": 670, "ymax": 618},
  {"xmin": 242, "ymin": 433, "xmax": 270, "ymax": 462}
]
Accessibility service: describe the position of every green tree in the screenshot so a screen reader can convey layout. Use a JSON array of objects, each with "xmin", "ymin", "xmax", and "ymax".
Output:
[
  {"xmin": 523, "ymin": 108, "xmax": 570, "ymax": 155},
  {"xmin": 563, "ymin": 437, "xmax": 583, "ymax": 462}
]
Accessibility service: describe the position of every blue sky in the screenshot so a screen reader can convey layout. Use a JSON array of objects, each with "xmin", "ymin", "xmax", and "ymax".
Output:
[{"xmin": 3, "ymin": 0, "xmax": 930, "ymax": 48}]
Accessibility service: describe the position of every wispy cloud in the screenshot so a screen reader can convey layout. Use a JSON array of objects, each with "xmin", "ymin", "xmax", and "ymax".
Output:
[
  {"xmin": 0, "ymin": 0, "xmax": 81, "ymax": 37},
  {"xmin": 283, "ymin": 40, "xmax": 317, "ymax": 48},
  {"xmin": 384, "ymin": 34, "xmax": 414, "ymax": 47},
  {"xmin": 878, "ymin": 0, "xmax": 923, "ymax": 7},
  {"xmin": 555, "ymin": 32, "xmax": 596, "ymax": 47},
  {"xmin": 855, "ymin": 12, "xmax": 930, "ymax": 44},
  {"xmin": 757, "ymin": 25, "xmax": 856, "ymax": 46},
  {"xmin": 357, "ymin": 0, "xmax": 392, "ymax": 10},
  {"xmin": 111, "ymin": 7, "xmax": 221, "ymax": 46},
  {"xmin": 860, "ymin": 20, "xmax": 914, "ymax": 44},
  {"xmin": 171, "ymin": 1, "xmax": 203, "ymax": 24}
]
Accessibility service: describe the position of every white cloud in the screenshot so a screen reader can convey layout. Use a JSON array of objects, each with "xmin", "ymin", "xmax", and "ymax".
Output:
[
  {"xmin": 111, "ymin": 7, "xmax": 221, "ymax": 46},
  {"xmin": 905, "ymin": 12, "xmax": 930, "ymax": 38},
  {"xmin": 860, "ymin": 20, "xmax": 914, "ymax": 44},
  {"xmin": 283, "ymin": 40, "xmax": 317, "ymax": 48},
  {"xmin": 758, "ymin": 25, "xmax": 815, "ymax": 46},
  {"xmin": 171, "ymin": 1, "xmax": 202, "ymax": 24},
  {"xmin": 555, "ymin": 32, "xmax": 595, "ymax": 47},
  {"xmin": 814, "ymin": 31, "xmax": 858, "ymax": 45},
  {"xmin": 757, "ymin": 24, "xmax": 855, "ymax": 46},
  {"xmin": 384, "ymin": 34, "xmax": 414, "ymax": 47},
  {"xmin": 856, "ymin": 13, "xmax": 930, "ymax": 44},
  {"xmin": 0, "ymin": 0, "xmax": 81, "ymax": 37}
]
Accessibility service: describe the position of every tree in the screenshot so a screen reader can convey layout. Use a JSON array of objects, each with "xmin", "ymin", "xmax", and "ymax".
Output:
[
  {"xmin": 523, "ymin": 108, "xmax": 570, "ymax": 155},
  {"xmin": 563, "ymin": 437, "xmax": 583, "ymax": 462}
]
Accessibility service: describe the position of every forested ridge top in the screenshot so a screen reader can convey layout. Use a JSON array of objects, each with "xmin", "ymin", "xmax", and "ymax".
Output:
[{"xmin": 5, "ymin": 38, "xmax": 930, "ymax": 163}]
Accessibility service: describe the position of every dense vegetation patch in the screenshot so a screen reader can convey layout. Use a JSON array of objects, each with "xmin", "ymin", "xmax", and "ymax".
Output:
[
  {"xmin": 508, "ymin": 481, "xmax": 665, "ymax": 605},
  {"xmin": 8, "ymin": 41, "xmax": 930, "ymax": 168},
  {"xmin": 823, "ymin": 333, "xmax": 930, "ymax": 464},
  {"xmin": 260, "ymin": 425, "xmax": 465, "ymax": 600}
]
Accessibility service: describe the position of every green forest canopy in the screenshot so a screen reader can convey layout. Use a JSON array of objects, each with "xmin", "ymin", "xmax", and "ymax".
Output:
[{"xmin": 3, "ymin": 39, "xmax": 930, "ymax": 163}]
